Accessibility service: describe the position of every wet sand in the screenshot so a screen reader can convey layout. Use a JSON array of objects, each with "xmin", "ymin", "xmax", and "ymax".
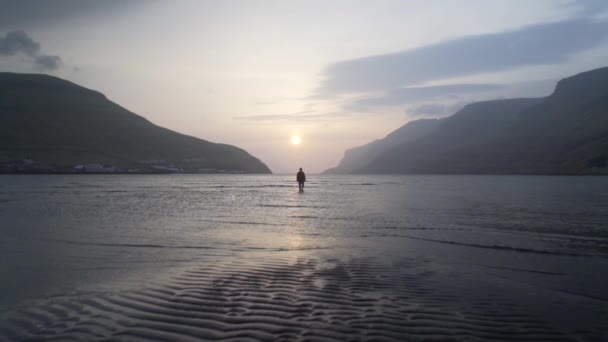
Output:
[{"xmin": 2, "ymin": 252, "xmax": 606, "ymax": 341}]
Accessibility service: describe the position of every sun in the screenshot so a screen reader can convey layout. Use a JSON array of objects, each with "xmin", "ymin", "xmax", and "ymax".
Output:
[{"xmin": 291, "ymin": 135, "xmax": 301, "ymax": 145}]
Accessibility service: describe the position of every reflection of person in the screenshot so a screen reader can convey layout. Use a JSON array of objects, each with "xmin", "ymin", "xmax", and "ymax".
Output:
[{"xmin": 297, "ymin": 168, "xmax": 306, "ymax": 191}]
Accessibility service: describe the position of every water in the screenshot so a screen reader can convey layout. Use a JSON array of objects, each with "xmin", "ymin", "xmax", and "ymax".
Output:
[{"xmin": 1, "ymin": 174, "xmax": 608, "ymax": 340}]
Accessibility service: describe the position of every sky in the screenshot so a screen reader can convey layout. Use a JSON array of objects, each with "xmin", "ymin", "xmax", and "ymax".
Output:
[{"xmin": 1, "ymin": 0, "xmax": 607, "ymax": 173}]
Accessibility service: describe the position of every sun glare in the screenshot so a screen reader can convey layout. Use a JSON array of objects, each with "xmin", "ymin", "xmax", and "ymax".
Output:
[{"xmin": 291, "ymin": 135, "xmax": 301, "ymax": 145}]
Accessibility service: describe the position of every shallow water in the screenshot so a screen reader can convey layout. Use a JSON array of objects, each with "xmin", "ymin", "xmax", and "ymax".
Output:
[{"xmin": 1, "ymin": 174, "xmax": 607, "ymax": 340}]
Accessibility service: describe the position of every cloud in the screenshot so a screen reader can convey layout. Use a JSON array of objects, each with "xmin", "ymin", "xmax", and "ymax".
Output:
[
  {"xmin": 318, "ymin": 18, "xmax": 608, "ymax": 96},
  {"xmin": 234, "ymin": 111, "xmax": 350, "ymax": 123},
  {"xmin": 254, "ymin": 100, "xmax": 280, "ymax": 105},
  {"xmin": 347, "ymin": 83, "xmax": 503, "ymax": 111},
  {"xmin": 0, "ymin": 0, "xmax": 145, "ymax": 29},
  {"xmin": 560, "ymin": 0, "xmax": 608, "ymax": 16},
  {"xmin": 0, "ymin": 30, "xmax": 62, "ymax": 70},
  {"xmin": 35, "ymin": 54, "xmax": 62, "ymax": 70},
  {"xmin": 0, "ymin": 30, "xmax": 39, "ymax": 56}
]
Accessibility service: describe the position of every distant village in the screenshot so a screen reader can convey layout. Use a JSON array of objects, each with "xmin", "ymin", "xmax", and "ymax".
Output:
[{"xmin": 0, "ymin": 158, "xmax": 245, "ymax": 174}]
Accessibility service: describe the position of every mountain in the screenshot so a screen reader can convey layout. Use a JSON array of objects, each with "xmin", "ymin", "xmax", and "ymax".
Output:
[
  {"xmin": 363, "ymin": 98, "xmax": 545, "ymax": 173},
  {"xmin": 324, "ymin": 118, "xmax": 440, "ymax": 174},
  {"xmin": 0, "ymin": 73, "xmax": 271, "ymax": 173},
  {"xmin": 329, "ymin": 67, "xmax": 608, "ymax": 174}
]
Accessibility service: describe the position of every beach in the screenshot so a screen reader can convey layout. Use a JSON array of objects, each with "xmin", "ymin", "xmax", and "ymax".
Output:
[{"xmin": 1, "ymin": 175, "xmax": 607, "ymax": 341}]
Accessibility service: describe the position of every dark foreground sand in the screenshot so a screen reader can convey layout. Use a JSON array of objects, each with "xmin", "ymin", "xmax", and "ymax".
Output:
[{"xmin": 0, "ymin": 254, "xmax": 597, "ymax": 341}]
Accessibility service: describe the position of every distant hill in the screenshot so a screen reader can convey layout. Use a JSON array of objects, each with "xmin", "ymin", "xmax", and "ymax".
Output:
[
  {"xmin": 324, "ymin": 119, "xmax": 440, "ymax": 174},
  {"xmin": 325, "ymin": 67, "xmax": 608, "ymax": 174},
  {"xmin": 0, "ymin": 73, "xmax": 271, "ymax": 173}
]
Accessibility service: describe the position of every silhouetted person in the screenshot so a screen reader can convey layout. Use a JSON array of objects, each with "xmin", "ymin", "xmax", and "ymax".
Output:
[{"xmin": 297, "ymin": 168, "xmax": 306, "ymax": 191}]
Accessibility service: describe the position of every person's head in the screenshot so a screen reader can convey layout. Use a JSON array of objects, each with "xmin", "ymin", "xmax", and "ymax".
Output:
[{"xmin": 299, "ymin": 168, "xmax": 302, "ymax": 171}]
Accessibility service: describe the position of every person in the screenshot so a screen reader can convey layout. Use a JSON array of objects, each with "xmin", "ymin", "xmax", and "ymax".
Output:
[{"xmin": 296, "ymin": 167, "xmax": 306, "ymax": 191}]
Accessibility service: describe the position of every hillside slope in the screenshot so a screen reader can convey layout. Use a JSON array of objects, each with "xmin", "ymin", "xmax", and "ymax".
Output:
[
  {"xmin": 328, "ymin": 67, "xmax": 608, "ymax": 174},
  {"xmin": 323, "ymin": 119, "xmax": 440, "ymax": 174},
  {"xmin": 0, "ymin": 73, "xmax": 271, "ymax": 173},
  {"xmin": 363, "ymin": 98, "xmax": 544, "ymax": 173}
]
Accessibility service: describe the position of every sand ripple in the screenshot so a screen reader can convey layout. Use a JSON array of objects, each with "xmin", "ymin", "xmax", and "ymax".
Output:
[{"xmin": 0, "ymin": 257, "xmax": 589, "ymax": 341}]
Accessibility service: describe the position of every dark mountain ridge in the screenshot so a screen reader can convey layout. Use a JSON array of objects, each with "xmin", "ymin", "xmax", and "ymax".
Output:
[
  {"xmin": 324, "ymin": 118, "xmax": 440, "ymax": 174},
  {"xmin": 325, "ymin": 67, "xmax": 608, "ymax": 174},
  {"xmin": 0, "ymin": 73, "xmax": 271, "ymax": 173}
]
